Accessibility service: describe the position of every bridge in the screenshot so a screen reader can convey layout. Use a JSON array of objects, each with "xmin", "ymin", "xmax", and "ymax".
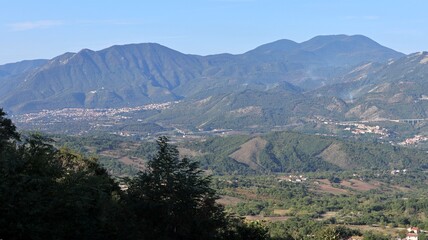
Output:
[
  {"xmin": 338, "ymin": 118, "xmax": 428, "ymax": 126},
  {"xmin": 397, "ymin": 119, "xmax": 427, "ymax": 125}
]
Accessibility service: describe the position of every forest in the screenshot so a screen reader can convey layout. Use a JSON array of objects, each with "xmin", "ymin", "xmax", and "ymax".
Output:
[
  {"xmin": 1, "ymin": 108, "xmax": 427, "ymax": 240},
  {"xmin": 1, "ymin": 109, "xmax": 271, "ymax": 240}
]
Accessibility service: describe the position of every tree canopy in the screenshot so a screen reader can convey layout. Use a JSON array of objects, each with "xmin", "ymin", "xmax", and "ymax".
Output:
[
  {"xmin": 0, "ymin": 111, "xmax": 268, "ymax": 240},
  {"xmin": 126, "ymin": 136, "xmax": 227, "ymax": 239}
]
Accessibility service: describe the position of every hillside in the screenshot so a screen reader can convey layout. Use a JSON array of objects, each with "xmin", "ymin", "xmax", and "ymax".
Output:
[
  {"xmin": 1, "ymin": 44, "xmax": 205, "ymax": 112},
  {"xmin": 187, "ymin": 132, "xmax": 428, "ymax": 174},
  {"xmin": 0, "ymin": 59, "xmax": 48, "ymax": 96},
  {"xmin": 55, "ymin": 131, "xmax": 428, "ymax": 175},
  {"xmin": 0, "ymin": 35, "xmax": 403, "ymax": 113},
  {"xmin": 314, "ymin": 51, "xmax": 428, "ymax": 120},
  {"xmin": 148, "ymin": 86, "xmax": 349, "ymax": 131}
]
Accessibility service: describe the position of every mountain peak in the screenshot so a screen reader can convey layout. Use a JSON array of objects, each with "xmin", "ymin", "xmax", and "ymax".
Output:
[
  {"xmin": 245, "ymin": 39, "xmax": 299, "ymax": 54},
  {"xmin": 301, "ymin": 34, "xmax": 384, "ymax": 50},
  {"xmin": 0, "ymin": 35, "xmax": 410, "ymax": 113},
  {"xmin": 299, "ymin": 34, "xmax": 404, "ymax": 65},
  {"xmin": 105, "ymin": 42, "xmax": 178, "ymax": 53}
]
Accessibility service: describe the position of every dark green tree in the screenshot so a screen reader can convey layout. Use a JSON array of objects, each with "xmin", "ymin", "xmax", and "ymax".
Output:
[
  {"xmin": 362, "ymin": 231, "xmax": 389, "ymax": 240},
  {"xmin": 0, "ymin": 111, "xmax": 128, "ymax": 240},
  {"xmin": 0, "ymin": 108, "xmax": 20, "ymax": 155},
  {"xmin": 315, "ymin": 227, "xmax": 340, "ymax": 240},
  {"xmin": 126, "ymin": 136, "xmax": 227, "ymax": 240},
  {"xmin": 0, "ymin": 108, "xmax": 19, "ymax": 142},
  {"xmin": 220, "ymin": 218, "xmax": 270, "ymax": 240},
  {"xmin": 315, "ymin": 226, "xmax": 360, "ymax": 240}
]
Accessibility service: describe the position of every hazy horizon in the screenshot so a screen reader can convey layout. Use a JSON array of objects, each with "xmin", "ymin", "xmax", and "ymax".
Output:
[{"xmin": 1, "ymin": 0, "xmax": 428, "ymax": 64}]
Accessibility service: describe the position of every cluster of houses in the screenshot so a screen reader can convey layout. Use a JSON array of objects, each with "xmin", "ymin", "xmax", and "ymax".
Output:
[
  {"xmin": 390, "ymin": 169, "xmax": 408, "ymax": 176},
  {"xmin": 318, "ymin": 117, "xmax": 390, "ymax": 137},
  {"xmin": 14, "ymin": 101, "xmax": 178, "ymax": 123},
  {"xmin": 342, "ymin": 123, "xmax": 389, "ymax": 136},
  {"xmin": 278, "ymin": 175, "xmax": 308, "ymax": 183},
  {"xmin": 399, "ymin": 135, "xmax": 428, "ymax": 145}
]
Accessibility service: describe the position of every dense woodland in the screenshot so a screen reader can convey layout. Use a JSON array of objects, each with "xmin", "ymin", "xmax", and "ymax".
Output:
[
  {"xmin": 53, "ymin": 130, "xmax": 428, "ymax": 176},
  {"xmin": 0, "ymin": 109, "xmax": 269, "ymax": 240},
  {"xmin": 2, "ymin": 108, "xmax": 428, "ymax": 239}
]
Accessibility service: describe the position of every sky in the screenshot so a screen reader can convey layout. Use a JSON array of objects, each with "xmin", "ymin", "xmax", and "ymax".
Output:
[{"xmin": 1, "ymin": 0, "xmax": 428, "ymax": 64}]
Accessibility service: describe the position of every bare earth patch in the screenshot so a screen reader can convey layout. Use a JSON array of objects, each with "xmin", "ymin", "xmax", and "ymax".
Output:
[
  {"xmin": 97, "ymin": 148, "xmax": 146, "ymax": 172},
  {"xmin": 315, "ymin": 211, "xmax": 339, "ymax": 221},
  {"xmin": 340, "ymin": 179, "xmax": 378, "ymax": 191},
  {"xmin": 313, "ymin": 179, "xmax": 350, "ymax": 195},
  {"xmin": 391, "ymin": 185, "xmax": 412, "ymax": 192},
  {"xmin": 318, "ymin": 143, "xmax": 352, "ymax": 170},
  {"xmin": 234, "ymin": 188, "xmax": 272, "ymax": 201},
  {"xmin": 321, "ymin": 211, "xmax": 338, "ymax": 218},
  {"xmin": 245, "ymin": 215, "xmax": 290, "ymax": 222},
  {"xmin": 118, "ymin": 156, "xmax": 146, "ymax": 170},
  {"xmin": 229, "ymin": 137, "xmax": 267, "ymax": 171},
  {"xmin": 346, "ymin": 224, "xmax": 405, "ymax": 235},
  {"xmin": 99, "ymin": 150, "xmax": 121, "ymax": 158},
  {"xmin": 216, "ymin": 195, "xmax": 243, "ymax": 206},
  {"xmin": 178, "ymin": 147, "xmax": 204, "ymax": 158},
  {"xmin": 273, "ymin": 209, "xmax": 291, "ymax": 215}
]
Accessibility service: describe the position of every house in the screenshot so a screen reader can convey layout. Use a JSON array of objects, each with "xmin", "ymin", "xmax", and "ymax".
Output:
[
  {"xmin": 406, "ymin": 226, "xmax": 420, "ymax": 240},
  {"xmin": 408, "ymin": 227, "xmax": 420, "ymax": 234},
  {"xmin": 406, "ymin": 232, "xmax": 418, "ymax": 240}
]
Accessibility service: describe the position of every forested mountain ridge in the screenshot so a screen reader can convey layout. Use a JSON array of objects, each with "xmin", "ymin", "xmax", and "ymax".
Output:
[
  {"xmin": 0, "ymin": 35, "xmax": 403, "ymax": 113},
  {"xmin": 181, "ymin": 132, "xmax": 428, "ymax": 174},
  {"xmin": 54, "ymin": 130, "xmax": 428, "ymax": 175}
]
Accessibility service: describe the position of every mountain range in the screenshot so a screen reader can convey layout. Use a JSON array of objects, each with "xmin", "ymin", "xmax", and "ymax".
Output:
[{"xmin": 2, "ymin": 34, "xmax": 428, "ymax": 132}]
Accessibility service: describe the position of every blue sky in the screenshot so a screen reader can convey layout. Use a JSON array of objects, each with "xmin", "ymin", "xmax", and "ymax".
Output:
[{"xmin": 1, "ymin": 0, "xmax": 427, "ymax": 64}]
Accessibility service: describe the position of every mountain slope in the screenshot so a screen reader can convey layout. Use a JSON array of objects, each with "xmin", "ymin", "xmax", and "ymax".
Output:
[
  {"xmin": 0, "ymin": 35, "xmax": 404, "ymax": 113},
  {"xmin": 0, "ymin": 59, "xmax": 48, "ymax": 96},
  {"xmin": 208, "ymin": 35, "xmax": 404, "ymax": 89},
  {"xmin": 314, "ymin": 51, "xmax": 428, "ymax": 120},
  {"xmin": 150, "ymin": 85, "xmax": 349, "ymax": 131},
  {"xmin": 186, "ymin": 131, "xmax": 428, "ymax": 174},
  {"xmin": 299, "ymin": 34, "xmax": 403, "ymax": 66},
  {"xmin": 0, "ymin": 59, "xmax": 48, "ymax": 77},
  {"xmin": 1, "ymin": 44, "xmax": 205, "ymax": 112}
]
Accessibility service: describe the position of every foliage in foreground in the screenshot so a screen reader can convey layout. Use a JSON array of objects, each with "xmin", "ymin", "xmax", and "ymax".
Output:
[
  {"xmin": 0, "ymin": 108, "xmax": 414, "ymax": 239},
  {"xmin": 0, "ymin": 108, "xmax": 268, "ymax": 240}
]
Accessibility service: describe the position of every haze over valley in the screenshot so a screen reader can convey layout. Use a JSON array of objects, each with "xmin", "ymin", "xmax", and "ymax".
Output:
[
  {"xmin": 2, "ymin": 1, "xmax": 428, "ymax": 239},
  {"xmin": 4, "ymin": 35, "xmax": 428, "ymax": 147}
]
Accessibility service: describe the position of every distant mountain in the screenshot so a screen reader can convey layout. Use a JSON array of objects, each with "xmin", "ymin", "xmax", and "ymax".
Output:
[
  {"xmin": 0, "ymin": 59, "xmax": 47, "ymax": 77},
  {"xmin": 244, "ymin": 34, "xmax": 403, "ymax": 66},
  {"xmin": 0, "ymin": 35, "xmax": 405, "ymax": 113},
  {"xmin": 1, "ymin": 44, "xmax": 205, "ymax": 112},
  {"xmin": 149, "ymin": 85, "xmax": 350, "ymax": 131},
  {"xmin": 314, "ymin": 51, "xmax": 428, "ymax": 120},
  {"xmin": 237, "ymin": 35, "xmax": 404, "ymax": 88},
  {"xmin": 299, "ymin": 34, "xmax": 403, "ymax": 66},
  {"xmin": 0, "ymin": 59, "xmax": 48, "ymax": 98}
]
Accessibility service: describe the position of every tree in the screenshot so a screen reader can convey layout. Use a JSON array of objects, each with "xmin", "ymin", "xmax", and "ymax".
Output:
[
  {"xmin": 0, "ymin": 108, "xmax": 19, "ymax": 152},
  {"xmin": 0, "ymin": 112, "xmax": 127, "ymax": 240},
  {"xmin": 221, "ymin": 218, "xmax": 270, "ymax": 240},
  {"xmin": 315, "ymin": 227, "xmax": 340, "ymax": 240},
  {"xmin": 362, "ymin": 231, "xmax": 389, "ymax": 240},
  {"xmin": 126, "ymin": 136, "xmax": 227, "ymax": 240},
  {"xmin": 315, "ymin": 226, "xmax": 360, "ymax": 240}
]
